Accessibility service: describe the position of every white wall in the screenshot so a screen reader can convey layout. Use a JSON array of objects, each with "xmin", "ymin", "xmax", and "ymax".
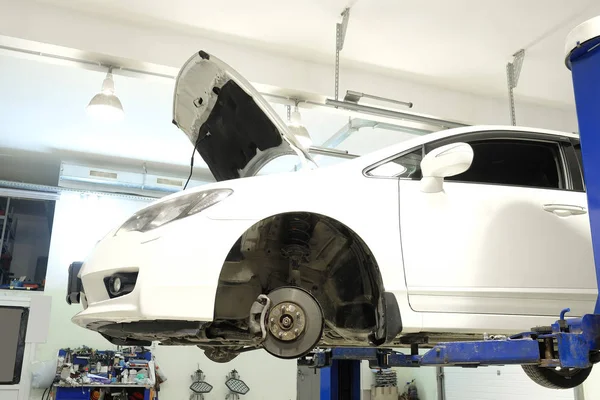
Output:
[
  {"xmin": 444, "ymin": 365, "xmax": 574, "ymax": 400},
  {"xmin": 26, "ymin": 191, "xmax": 296, "ymax": 400}
]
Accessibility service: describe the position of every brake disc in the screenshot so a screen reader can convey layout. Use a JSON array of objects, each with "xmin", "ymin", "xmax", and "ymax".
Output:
[{"xmin": 262, "ymin": 287, "xmax": 323, "ymax": 359}]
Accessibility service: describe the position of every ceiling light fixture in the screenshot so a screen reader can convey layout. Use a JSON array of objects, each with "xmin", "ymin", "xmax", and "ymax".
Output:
[
  {"xmin": 287, "ymin": 103, "xmax": 312, "ymax": 148},
  {"xmin": 86, "ymin": 67, "xmax": 124, "ymax": 122}
]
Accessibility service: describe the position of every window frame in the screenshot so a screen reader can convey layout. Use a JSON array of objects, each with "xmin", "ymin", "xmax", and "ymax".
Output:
[
  {"xmin": 363, "ymin": 145, "xmax": 425, "ymax": 180},
  {"xmin": 364, "ymin": 130, "xmax": 578, "ymax": 191},
  {"xmin": 565, "ymin": 138, "xmax": 585, "ymax": 192}
]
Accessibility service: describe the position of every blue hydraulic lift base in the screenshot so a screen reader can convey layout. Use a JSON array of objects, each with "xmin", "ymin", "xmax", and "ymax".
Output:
[{"xmin": 303, "ymin": 309, "xmax": 600, "ymax": 371}]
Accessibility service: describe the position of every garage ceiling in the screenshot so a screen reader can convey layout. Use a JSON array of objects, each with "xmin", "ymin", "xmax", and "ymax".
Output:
[{"xmin": 33, "ymin": 0, "xmax": 600, "ymax": 108}]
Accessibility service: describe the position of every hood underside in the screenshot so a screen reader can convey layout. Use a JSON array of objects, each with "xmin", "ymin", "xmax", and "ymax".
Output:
[{"xmin": 173, "ymin": 51, "xmax": 312, "ymax": 182}]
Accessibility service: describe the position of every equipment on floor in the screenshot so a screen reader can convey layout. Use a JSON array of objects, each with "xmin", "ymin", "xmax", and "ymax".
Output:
[
  {"xmin": 52, "ymin": 346, "xmax": 159, "ymax": 400},
  {"xmin": 224, "ymin": 370, "xmax": 249, "ymax": 399},
  {"xmin": 189, "ymin": 367, "xmax": 212, "ymax": 400}
]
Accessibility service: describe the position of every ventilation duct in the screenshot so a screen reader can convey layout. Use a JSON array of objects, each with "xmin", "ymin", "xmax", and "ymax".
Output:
[{"xmin": 59, "ymin": 163, "xmax": 207, "ymax": 197}]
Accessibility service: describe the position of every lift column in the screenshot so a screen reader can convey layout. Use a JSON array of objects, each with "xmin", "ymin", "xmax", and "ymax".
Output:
[
  {"xmin": 320, "ymin": 360, "xmax": 361, "ymax": 400},
  {"xmin": 566, "ymin": 16, "xmax": 600, "ymax": 312}
]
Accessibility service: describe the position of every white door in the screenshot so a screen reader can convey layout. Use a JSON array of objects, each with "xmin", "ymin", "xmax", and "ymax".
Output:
[
  {"xmin": 444, "ymin": 366, "xmax": 576, "ymax": 400},
  {"xmin": 398, "ymin": 133, "xmax": 596, "ymax": 317}
]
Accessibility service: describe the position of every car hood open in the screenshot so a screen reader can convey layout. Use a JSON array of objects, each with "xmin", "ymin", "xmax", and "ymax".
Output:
[{"xmin": 173, "ymin": 51, "xmax": 312, "ymax": 182}]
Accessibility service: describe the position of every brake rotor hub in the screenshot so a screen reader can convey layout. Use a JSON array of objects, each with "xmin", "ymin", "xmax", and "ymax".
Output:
[{"xmin": 268, "ymin": 302, "xmax": 306, "ymax": 341}]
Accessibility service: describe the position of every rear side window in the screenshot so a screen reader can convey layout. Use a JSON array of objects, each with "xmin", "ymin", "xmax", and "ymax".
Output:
[{"xmin": 446, "ymin": 139, "xmax": 564, "ymax": 189}]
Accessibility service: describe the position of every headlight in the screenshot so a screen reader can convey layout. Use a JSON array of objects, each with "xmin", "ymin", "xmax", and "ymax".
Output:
[{"xmin": 116, "ymin": 189, "xmax": 232, "ymax": 234}]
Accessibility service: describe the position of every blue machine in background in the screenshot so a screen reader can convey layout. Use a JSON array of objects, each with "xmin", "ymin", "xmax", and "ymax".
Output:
[{"xmin": 310, "ymin": 16, "xmax": 600, "ymax": 400}]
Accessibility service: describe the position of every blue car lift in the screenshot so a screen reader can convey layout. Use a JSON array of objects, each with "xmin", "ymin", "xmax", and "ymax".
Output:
[{"xmin": 308, "ymin": 16, "xmax": 600, "ymax": 400}]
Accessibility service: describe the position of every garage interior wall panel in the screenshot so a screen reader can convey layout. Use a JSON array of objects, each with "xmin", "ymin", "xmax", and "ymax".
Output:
[
  {"xmin": 28, "ymin": 192, "xmax": 297, "ymax": 399},
  {"xmin": 443, "ymin": 365, "xmax": 575, "ymax": 400}
]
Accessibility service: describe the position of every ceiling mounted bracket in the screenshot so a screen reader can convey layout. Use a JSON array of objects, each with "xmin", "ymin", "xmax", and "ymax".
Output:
[
  {"xmin": 506, "ymin": 49, "xmax": 525, "ymax": 126},
  {"xmin": 343, "ymin": 90, "xmax": 413, "ymax": 108},
  {"xmin": 321, "ymin": 117, "xmax": 433, "ymax": 149},
  {"xmin": 335, "ymin": 7, "xmax": 351, "ymax": 101}
]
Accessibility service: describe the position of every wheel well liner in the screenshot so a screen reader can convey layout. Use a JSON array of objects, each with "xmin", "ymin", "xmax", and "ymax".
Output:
[{"xmin": 214, "ymin": 212, "xmax": 387, "ymax": 335}]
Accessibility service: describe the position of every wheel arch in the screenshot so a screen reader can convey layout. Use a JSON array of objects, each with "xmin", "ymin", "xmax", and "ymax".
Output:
[
  {"xmin": 213, "ymin": 211, "xmax": 401, "ymax": 344},
  {"xmin": 219, "ymin": 210, "xmax": 385, "ymax": 290}
]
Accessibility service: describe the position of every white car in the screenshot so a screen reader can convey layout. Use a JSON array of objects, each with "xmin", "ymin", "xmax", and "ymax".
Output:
[{"xmin": 69, "ymin": 51, "xmax": 595, "ymax": 388}]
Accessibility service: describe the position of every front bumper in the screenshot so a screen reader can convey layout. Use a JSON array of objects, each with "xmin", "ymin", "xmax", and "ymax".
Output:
[{"xmin": 71, "ymin": 215, "xmax": 258, "ymax": 329}]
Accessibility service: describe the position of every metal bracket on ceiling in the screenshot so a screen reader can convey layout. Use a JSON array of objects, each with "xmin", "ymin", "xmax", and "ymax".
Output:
[
  {"xmin": 344, "ymin": 90, "xmax": 413, "ymax": 108},
  {"xmin": 321, "ymin": 118, "xmax": 434, "ymax": 149},
  {"xmin": 335, "ymin": 7, "xmax": 351, "ymax": 101},
  {"xmin": 506, "ymin": 49, "xmax": 525, "ymax": 126}
]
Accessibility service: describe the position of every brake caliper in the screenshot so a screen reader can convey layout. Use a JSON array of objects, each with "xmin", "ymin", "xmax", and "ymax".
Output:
[{"xmin": 248, "ymin": 294, "xmax": 271, "ymax": 341}]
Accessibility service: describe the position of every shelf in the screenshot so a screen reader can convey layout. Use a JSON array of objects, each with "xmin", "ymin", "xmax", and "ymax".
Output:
[{"xmin": 54, "ymin": 384, "xmax": 151, "ymax": 388}]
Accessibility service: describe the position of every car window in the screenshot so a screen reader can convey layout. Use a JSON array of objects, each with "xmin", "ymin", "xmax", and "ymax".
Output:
[
  {"xmin": 446, "ymin": 139, "xmax": 564, "ymax": 189},
  {"xmin": 367, "ymin": 148, "xmax": 423, "ymax": 179}
]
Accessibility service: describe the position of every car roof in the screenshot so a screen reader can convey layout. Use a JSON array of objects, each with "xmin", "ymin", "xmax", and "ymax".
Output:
[{"xmin": 343, "ymin": 124, "xmax": 578, "ymax": 171}]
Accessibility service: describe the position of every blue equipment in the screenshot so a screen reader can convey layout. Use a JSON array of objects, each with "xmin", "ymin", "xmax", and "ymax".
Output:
[{"xmin": 566, "ymin": 15, "xmax": 600, "ymax": 314}]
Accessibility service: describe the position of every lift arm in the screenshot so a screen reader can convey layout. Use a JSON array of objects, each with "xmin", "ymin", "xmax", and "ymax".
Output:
[{"xmin": 302, "ymin": 310, "xmax": 600, "ymax": 370}]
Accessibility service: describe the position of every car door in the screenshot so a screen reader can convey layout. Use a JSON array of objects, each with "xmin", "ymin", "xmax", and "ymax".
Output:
[{"xmin": 396, "ymin": 130, "xmax": 596, "ymax": 317}]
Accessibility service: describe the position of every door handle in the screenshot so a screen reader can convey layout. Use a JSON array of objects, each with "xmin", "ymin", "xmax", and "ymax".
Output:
[{"xmin": 543, "ymin": 204, "xmax": 588, "ymax": 217}]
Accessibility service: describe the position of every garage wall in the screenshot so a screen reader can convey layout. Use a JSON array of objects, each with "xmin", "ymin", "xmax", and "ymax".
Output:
[
  {"xmin": 443, "ymin": 365, "xmax": 574, "ymax": 400},
  {"xmin": 27, "ymin": 192, "xmax": 297, "ymax": 400}
]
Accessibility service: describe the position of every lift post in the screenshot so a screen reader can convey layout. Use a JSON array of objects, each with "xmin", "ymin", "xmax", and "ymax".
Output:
[{"xmin": 566, "ymin": 16, "xmax": 600, "ymax": 314}]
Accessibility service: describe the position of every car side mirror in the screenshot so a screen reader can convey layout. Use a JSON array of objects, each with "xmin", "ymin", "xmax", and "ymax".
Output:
[{"xmin": 420, "ymin": 142, "xmax": 473, "ymax": 193}]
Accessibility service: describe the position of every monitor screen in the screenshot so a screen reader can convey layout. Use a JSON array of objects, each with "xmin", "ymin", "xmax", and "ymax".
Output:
[{"xmin": 0, "ymin": 306, "xmax": 29, "ymax": 384}]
